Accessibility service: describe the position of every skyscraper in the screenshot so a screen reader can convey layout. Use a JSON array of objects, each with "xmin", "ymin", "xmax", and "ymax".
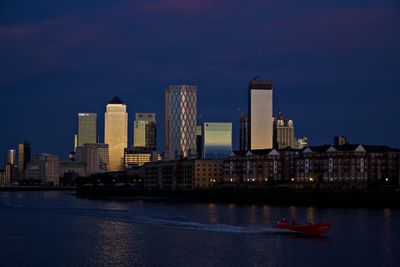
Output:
[
  {"xmin": 249, "ymin": 80, "xmax": 273, "ymax": 150},
  {"xmin": 7, "ymin": 149, "xmax": 16, "ymax": 165},
  {"xmin": 77, "ymin": 113, "xmax": 98, "ymax": 147},
  {"xmin": 203, "ymin": 122, "xmax": 232, "ymax": 160},
  {"xmin": 273, "ymin": 112, "xmax": 296, "ymax": 149},
  {"xmin": 18, "ymin": 142, "xmax": 31, "ymax": 177},
  {"xmin": 133, "ymin": 113, "xmax": 157, "ymax": 150},
  {"xmin": 240, "ymin": 115, "xmax": 249, "ymax": 151},
  {"xmin": 164, "ymin": 85, "xmax": 197, "ymax": 160},
  {"xmin": 105, "ymin": 97, "xmax": 128, "ymax": 171},
  {"xmin": 25, "ymin": 154, "xmax": 59, "ymax": 185},
  {"xmin": 196, "ymin": 125, "xmax": 203, "ymax": 159}
]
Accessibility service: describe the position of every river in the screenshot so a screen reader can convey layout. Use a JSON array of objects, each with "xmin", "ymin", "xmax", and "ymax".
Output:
[{"xmin": 0, "ymin": 191, "xmax": 398, "ymax": 266}]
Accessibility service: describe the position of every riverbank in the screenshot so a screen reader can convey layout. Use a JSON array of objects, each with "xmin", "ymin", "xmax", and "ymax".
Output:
[
  {"xmin": 75, "ymin": 186, "xmax": 400, "ymax": 208},
  {"xmin": 0, "ymin": 186, "xmax": 76, "ymax": 192}
]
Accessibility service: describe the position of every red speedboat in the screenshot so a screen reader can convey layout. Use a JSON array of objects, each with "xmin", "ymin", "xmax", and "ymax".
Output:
[{"xmin": 274, "ymin": 219, "xmax": 332, "ymax": 235}]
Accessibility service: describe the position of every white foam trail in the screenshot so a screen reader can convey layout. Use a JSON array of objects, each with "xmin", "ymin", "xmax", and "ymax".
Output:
[{"xmin": 101, "ymin": 214, "xmax": 295, "ymax": 235}]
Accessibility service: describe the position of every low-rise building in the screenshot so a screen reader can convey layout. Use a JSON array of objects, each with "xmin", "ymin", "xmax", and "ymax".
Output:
[
  {"xmin": 59, "ymin": 161, "xmax": 86, "ymax": 183},
  {"xmin": 124, "ymin": 147, "xmax": 161, "ymax": 169},
  {"xmin": 140, "ymin": 159, "xmax": 224, "ymax": 190},
  {"xmin": 223, "ymin": 144, "xmax": 400, "ymax": 188},
  {"xmin": 25, "ymin": 154, "xmax": 60, "ymax": 185}
]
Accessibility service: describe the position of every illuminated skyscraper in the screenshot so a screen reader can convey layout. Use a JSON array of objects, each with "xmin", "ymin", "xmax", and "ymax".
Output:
[
  {"xmin": 105, "ymin": 97, "xmax": 128, "ymax": 171},
  {"xmin": 164, "ymin": 85, "xmax": 197, "ymax": 160},
  {"xmin": 77, "ymin": 113, "xmax": 98, "ymax": 147},
  {"xmin": 7, "ymin": 149, "xmax": 16, "ymax": 165},
  {"xmin": 249, "ymin": 80, "xmax": 273, "ymax": 150},
  {"xmin": 133, "ymin": 113, "xmax": 156, "ymax": 150},
  {"xmin": 203, "ymin": 122, "xmax": 232, "ymax": 160},
  {"xmin": 273, "ymin": 112, "xmax": 296, "ymax": 149},
  {"xmin": 18, "ymin": 142, "xmax": 31, "ymax": 177},
  {"xmin": 240, "ymin": 115, "xmax": 249, "ymax": 151}
]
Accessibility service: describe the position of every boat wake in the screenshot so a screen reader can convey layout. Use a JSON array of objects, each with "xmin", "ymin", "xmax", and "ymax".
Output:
[{"xmin": 98, "ymin": 213, "xmax": 295, "ymax": 235}]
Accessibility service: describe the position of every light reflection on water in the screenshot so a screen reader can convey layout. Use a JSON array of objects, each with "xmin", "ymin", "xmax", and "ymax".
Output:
[{"xmin": 0, "ymin": 191, "xmax": 399, "ymax": 267}]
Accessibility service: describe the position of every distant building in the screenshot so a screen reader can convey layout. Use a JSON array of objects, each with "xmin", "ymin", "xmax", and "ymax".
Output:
[
  {"xmin": 134, "ymin": 113, "xmax": 157, "ymax": 150},
  {"xmin": 223, "ymin": 144, "xmax": 400, "ymax": 188},
  {"xmin": 140, "ymin": 159, "xmax": 224, "ymax": 190},
  {"xmin": 74, "ymin": 134, "xmax": 78, "ymax": 152},
  {"xmin": 196, "ymin": 125, "xmax": 203, "ymax": 159},
  {"xmin": 5, "ymin": 163, "xmax": 16, "ymax": 185},
  {"xmin": 76, "ymin": 144, "xmax": 109, "ymax": 176},
  {"xmin": 25, "ymin": 154, "xmax": 60, "ymax": 185},
  {"xmin": 59, "ymin": 161, "xmax": 86, "ymax": 183},
  {"xmin": 18, "ymin": 142, "xmax": 31, "ymax": 178},
  {"xmin": 249, "ymin": 80, "xmax": 273, "ymax": 150},
  {"xmin": 334, "ymin": 136, "xmax": 349, "ymax": 146},
  {"xmin": 239, "ymin": 115, "xmax": 249, "ymax": 151},
  {"xmin": 274, "ymin": 112, "xmax": 296, "ymax": 149},
  {"xmin": 124, "ymin": 147, "xmax": 161, "ymax": 168},
  {"xmin": 297, "ymin": 137, "xmax": 309, "ymax": 149},
  {"xmin": 164, "ymin": 85, "xmax": 197, "ymax": 160},
  {"xmin": 0, "ymin": 170, "xmax": 6, "ymax": 186},
  {"xmin": 105, "ymin": 97, "xmax": 128, "ymax": 171},
  {"xmin": 203, "ymin": 122, "xmax": 232, "ymax": 160},
  {"xmin": 77, "ymin": 113, "xmax": 98, "ymax": 147},
  {"xmin": 7, "ymin": 149, "xmax": 16, "ymax": 165}
]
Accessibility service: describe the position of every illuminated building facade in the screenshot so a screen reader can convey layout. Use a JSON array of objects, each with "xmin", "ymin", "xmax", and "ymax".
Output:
[
  {"xmin": 240, "ymin": 115, "xmax": 249, "ymax": 151},
  {"xmin": 77, "ymin": 113, "xmax": 98, "ymax": 147},
  {"xmin": 7, "ymin": 149, "xmax": 16, "ymax": 165},
  {"xmin": 134, "ymin": 113, "xmax": 157, "ymax": 150},
  {"xmin": 203, "ymin": 122, "xmax": 232, "ymax": 160},
  {"xmin": 76, "ymin": 143, "xmax": 109, "ymax": 175},
  {"xmin": 164, "ymin": 85, "xmax": 197, "ymax": 160},
  {"xmin": 249, "ymin": 80, "xmax": 273, "ymax": 150},
  {"xmin": 297, "ymin": 137, "xmax": 309, "ymax": 149},
  {"xmin": 273, "ymin": 112, "xmax": 296, "ymax": 149},
  {"xmin": 124, "ymin": 147, "xmax": 161, "ymax": 168},
  {"xmin": 105, "ymin": 97, "xmax": 128, "ymax": 171},
  {"xmin": 18, "ymin": 142, "xmax": 31, "ymax": 178}
]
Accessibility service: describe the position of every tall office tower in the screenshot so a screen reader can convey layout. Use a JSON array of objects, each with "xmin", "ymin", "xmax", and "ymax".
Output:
[
  {"xmin": 25, "ymin": 154, "xmax": 60, "ymax": 185},
  {"xmin": 164, "ymin": 85, "xmax": 197, "ymax": 160},
  {"xmin": 203, "ymin": 122, "xmax": 232, "ymax": 160},
  {"xmin": 134, "ymin": 113, "xmax": 157, "ymax": 150},
  {"xmin": 18, "ymin": 142, "xmax": 31, "ymax": 177},
  {"xmin": 240, "ymin": 115, "xmax": 249, "ymax": 151},
  {"xmin": 7, "ymin": 149, "xmax": 16, "ymax": 164},
  {"xmin": 77, "ymin": 113, "xmax": 98, "ymax": 147},
  {"xmin": 334, "ymin": 136, "xmax": 349, "ymax": 146},
  {"xmin": 273, "ymin": 112, "xmax": 296, "ymax": 149},
  {"xmin": 196, "ymin": 125, "xmax": 203, "ymax": 159},
  {"xmin": 249, "ymin": 80, "xmax": 273, "ymax": 150},
  {"xmin": 105, "ymin": 97, "xmax": 128, "ymax": 171}
]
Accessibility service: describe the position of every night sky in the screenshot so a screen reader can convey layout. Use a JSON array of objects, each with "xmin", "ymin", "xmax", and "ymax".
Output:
[{"xmin": 1, "ymin": 0, "xmax": 399, "ymax": 163}]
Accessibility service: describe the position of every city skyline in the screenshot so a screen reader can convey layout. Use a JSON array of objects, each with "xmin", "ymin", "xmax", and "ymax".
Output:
[{"xmin": 1, "ymin": 0, "xmax": 399, "ymax": 163}]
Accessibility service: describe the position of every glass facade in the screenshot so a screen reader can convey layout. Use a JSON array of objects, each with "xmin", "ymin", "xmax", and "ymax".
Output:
[
  {"xmin": 164, "ymin": 85, "xmax": 197, "ymax": 160},
  {"xmin": 249, "ymin": 80, "xmax": 273, "ymax": 150},
  {"xmin": 134, "ymin": 113, "xmax": 157, "ymax": 149},
  {"xmin": 78, "ymin": 113, "xmax": 97, "ymax": 146},
  {"xmin": 77, "ymin": 113, "xmax": 98, "ymax": 147},
  {"xmin": 203, "ymin": 122, "xmax": 232, "ymax": 160},
  {"xmin": 105, "ymin": 97, "xmax": 128, "ymax": 171}
]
